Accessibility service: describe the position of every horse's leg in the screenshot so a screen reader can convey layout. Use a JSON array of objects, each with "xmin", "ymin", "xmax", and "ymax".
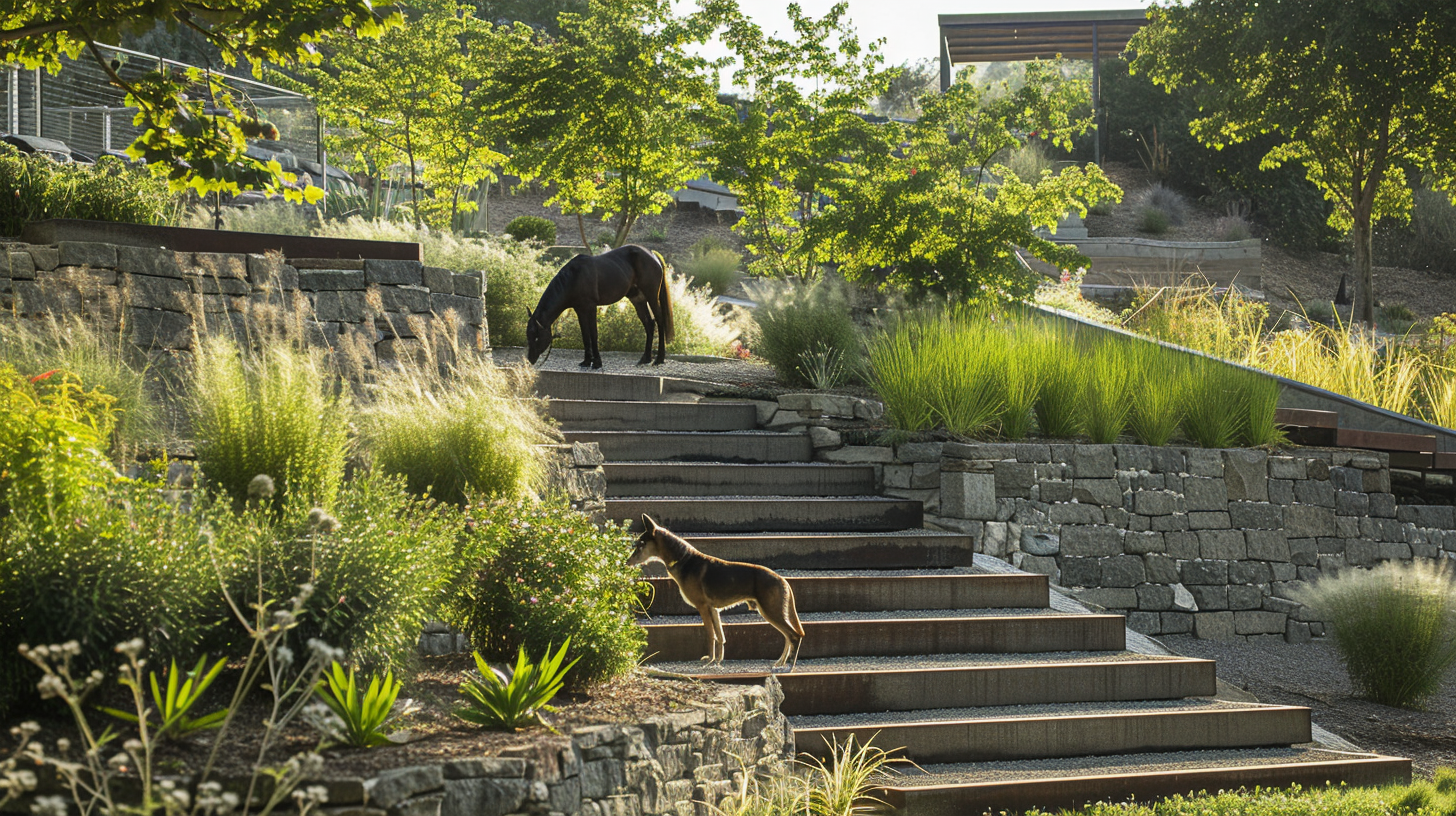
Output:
[
  {"xmin": 575, "ymin": 307, "xmax": 596, "ymax": 368},
  {"xmin": 654, "ymin": 282, "xmax": 668, "ymax": 366},
  {"xmin": 629, "ymin": 294, "xmax": 655, "ymax": 366}
]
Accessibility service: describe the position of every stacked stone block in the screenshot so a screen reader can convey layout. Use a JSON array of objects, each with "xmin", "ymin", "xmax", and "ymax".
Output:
[{"xmin": 0, "ymin": 240, "xmax": 487, "ymax": 364}]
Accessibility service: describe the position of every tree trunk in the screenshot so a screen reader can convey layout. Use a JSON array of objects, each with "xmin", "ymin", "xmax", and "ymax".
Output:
[
  {"xmin": 1352, "ymin": 190, "xmax": 1376, "ymax": 326},
  {"xmin": 404, "ymin": 120, "xmax": 421, "ymax": 229},
  {"xmin": 578, "ymin": 212, "xmax": 592, "ymax": 253}
]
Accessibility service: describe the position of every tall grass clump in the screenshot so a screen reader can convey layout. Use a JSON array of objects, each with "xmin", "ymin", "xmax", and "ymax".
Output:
[
  {"xmin": 1293, "ymin": 560, "xmax": 1456, "ymax": 708},
  {"xmin": 189, "ymin": 334, "xmax": 351, "ymax": 509},
  {"xmin": 748, "ymin": 277, "xmax": 862, "ymax": 387},
  {"xmin": 1127, "ymin": 345, "xmax": 1185, "ymax": 447},
  {"xmin": 870, "ymin": 311, "xmax": 1002, "ymax": 438},
  {"xmin": 1180, "ymin": 358, "xmax": 1249, "ymax": 448},
  {"xmin": 1033, "ymin": 329, "xmax": 1086, "ymax": 440},
  {"xmin": 1081, "ymin": 340, "xmax": 1134, "ymax": 443},
  {"xmin": 1004, "ymin": 142, "xmax": 1054, "ymax": 183},
  {"xmin": 680, "ymin": 243, "xmax": 741, "ymax": 296},
  {"xmin": 715, "ymin": 735, "xmax": 901, "ymax": 816},
  {"xmin": 362, "ymin": 348, "xmax": 551, "ymax": 505},
  {"xmin": 999, "ymin": 338, "xmax": 1048, "ymax": 439},
  {"xmin": 184, "ymin": 201, "xmax": 315, "ymax": 235}
]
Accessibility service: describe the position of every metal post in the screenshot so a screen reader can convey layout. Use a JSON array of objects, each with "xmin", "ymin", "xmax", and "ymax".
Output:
[
  {"xmin": 940, "ymin": 32, "xmax": 953, "ymax": 91},
  {"xmin": 316, "ymin": 109, "xmax": 327, "ymax": 215},
  {"xmin": 103, "ymin": 109, "xmax": 112, "ymax": 152},
  {"xmin": 8, "ymin": 68, "xmax": 16, "ymax": 133},
  {"xmin": 33, "ymin": 68, "xmax": 41, "ymax": 137},
  {"xmin": 1092, "ymin": 22, "xmax": 1101, "ymax": 165}
]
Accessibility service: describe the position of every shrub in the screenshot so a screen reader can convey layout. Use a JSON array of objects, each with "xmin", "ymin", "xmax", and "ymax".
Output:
[
  {"xmin": 0, "ymin": 478, "xmax": 216, "ymax": 716},
  {"xmin": 446, "ymin": 500, "xmax": 646, "ymax": 684},
  {"xmin": 555, "ymin": 270, "xmax": 739, "ymax": 357},
  {"xmin": 747, "ymin": 278, "xmax": 862, "ymax": 387},
  {"xmin": 1137, "ymin": 206, "xmax": 1171, "ymax": 234},
  {"xmin": 1127, "ymin": 346, "xmax": 1185, "ymax": 447},
  {"xmin": 0, "ymin": 364, "xmax": 116, "ymax": 531},
  {"xmin": 1136, "ymin": 184, "xmax": 1188, "ymax": 233},
  {"xmin": 189, "ymin": 335, "xmax": 352, "ymax": 510},
  {"xmin": 184, "ymin": 201, "xmax": 316, "ymax": 235},
  {"xmin": 681, "ymin": 247, "xmax": 741, "ymax": 296},
  {"xmin": 361, "ymin": 354, "xmax": 551, "ymax": 505},
  {"xmin": 1216, "ymin": 215, "xmax": 1253, "ymax": 242},
  {"xmin": 1294, "ymin": 560, "xmax": 1456, "ymax": 708},
  {"xmin": 1004, "ymin": 142, "xmax": 1054, "ymax": 183},
  {"xmin": 208, "ymin": 473, "xmax": 459, "ymax": 669},
  {"xmin": 0, "ymin": 147, "xmax": 173, "ymax": 236},
  {"xmin": 1081, "ymin": 340, "xmax": 1134, "ymax": 443},
  {"xmin": 1377, "ymin": 188, "xmax": 1456, "ymax": 275},
  {"xmin": 505, "ymin": 215, "xmax": 557, "ymax": 245},
  {"xmin": 0, "ymin": 313, "xmax": 162, "ymax": 455}
]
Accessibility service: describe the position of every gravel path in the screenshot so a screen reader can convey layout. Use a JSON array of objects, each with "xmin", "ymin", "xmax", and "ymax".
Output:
[
  {"xmin": 495, "ymin": 347, "xmax": 780, "ymax": 388},
  {"xmin": 1162, "ymin": 635, "xmax": 1456, "ymax": 777}
]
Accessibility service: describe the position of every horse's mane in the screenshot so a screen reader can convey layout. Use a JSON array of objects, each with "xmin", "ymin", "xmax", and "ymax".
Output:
[{"xmin": 535, "ymin": 260, "xmax": 580, "ymax": 322}]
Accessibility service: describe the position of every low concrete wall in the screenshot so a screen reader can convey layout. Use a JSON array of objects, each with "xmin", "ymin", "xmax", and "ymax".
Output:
[{"xmin": 0, "ymin": 240, "xmax": 487, "ymax": 366}]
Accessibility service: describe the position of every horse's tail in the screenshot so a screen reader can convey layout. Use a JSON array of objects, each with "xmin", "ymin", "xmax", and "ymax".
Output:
[{"xmin": 651, "ymin": 248, "xmax": 675, "ymax": 344}]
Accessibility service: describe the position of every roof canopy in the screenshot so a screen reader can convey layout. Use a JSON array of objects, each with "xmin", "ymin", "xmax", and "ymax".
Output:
[{"xmin": 938, "ymin": 9, "xmax": 1148, "ymax": 65}]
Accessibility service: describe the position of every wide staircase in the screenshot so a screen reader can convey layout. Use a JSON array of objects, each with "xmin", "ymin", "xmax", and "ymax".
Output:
[{"xmin": 539, "ymin": 370, "xmax": 1410, "ymax": 815}]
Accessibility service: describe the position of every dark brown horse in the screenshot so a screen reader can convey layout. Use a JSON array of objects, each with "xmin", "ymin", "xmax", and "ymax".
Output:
[{"xmin": 525, "ymin": 245, "xmax": 675, "ymax": 369}]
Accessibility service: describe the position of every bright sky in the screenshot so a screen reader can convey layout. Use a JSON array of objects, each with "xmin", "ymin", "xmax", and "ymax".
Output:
[{"xmin": 711, "ymin": 0, "xmax": 1154, "ymax": 82}]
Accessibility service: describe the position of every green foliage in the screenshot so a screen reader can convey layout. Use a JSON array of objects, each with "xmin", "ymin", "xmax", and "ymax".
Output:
[
  {"xmin": 186, "ymin": 201, "xmax": 316, "ymax": 236},
  {"xmin": 188, "ymin": 335, "xmax": 352, "ymax": 510},
  {"xmin": 1127, "ymin": 347, "xmax": 1186, "ymax": 447},
  {"xmin": 484, "ymin": 0, "xmax": 724, "ymax": 248},
  {"xmin": 1005, "ymin": 142, "xmax": 1054, "ymax": 184},
  {"xmin": 209, "ymin": 473, "xmax": 458, "ymax": 669},
  {"xmin": 0, "ymin": 147, "xmax": 172, "ymax": 236},
  {"xmin": 872, "ymin": 58, "xmax": 938, "ymax": 119},
  {"xmin": 1081, "ymin": 341, "xmax": 1134, "ymax": 444},
  {"xmin": 455, "ymin": 640, "xmax": 579, "ymax": 730},
  {"xmin": 505, "ymin": 216, "xmax": 558, "ymax": 245},
  {"xmin": 314, "ymin": 662, "xmax": 405, "ymax": 747},
  {"xmin": 717, "ymin": 735, "xmax": 899, "ymax": 816},
  {"xmin": 1377, "ymin": 189, "xmax": 1456, "ymax": 275},
  {"xmin": 0, "ymin": 364, "xmax": 116, "ymax": 532},
  {"xmin": 746, "ymin": 278, "xmax": 862, "ymax": 387},
  {"xmin": 1024, "ymin": 778, "xmax": 1456, "ymax": 816},
  {"xmin": 799, "ymin": 342, "xmax": 850, "ymax": 391},
  {"xmin": 808, "ymin": 63, "xmax": 1122, "ymax": 300},
  {"xmin": 680, "ymin": 246, "xmax": 741, "ymax": 297},
  {"xmin": 1132, "ymin": 1, "xmax": 1456, "ymax": 325},
  {"xmin": 1138, "ymin": 207, "xmax": 1170, "ymax": 235},
  {"xmin": 101, "ymin": 656, "xmax": 228, "ymax": 740},
  {"xmin": 1293, "ymin": 560, "xmax": 1456, "ymax": 708},
  {"xmin": 0, "ymin": 313, "xmax": 162, "ymax": 455},
  {"xmin": 362, "ymin": 355, "xmax": 550, "ymax": 505},
  {"xmin": 1034, "ymin": 341, "xmax": 1086, "ymax": 440},
  {"xmin": 446, "ymin": 500, "xmax": 646, "ymax": 684},
  {"xmin": 0, "ymin": 478, "xmax": 216, "ymax": 716}
]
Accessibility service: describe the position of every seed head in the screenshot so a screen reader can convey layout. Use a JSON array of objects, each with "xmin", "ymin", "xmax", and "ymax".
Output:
[{"xmin": 248, "ymin": 474, "xmax": 276, "ymax": 500}]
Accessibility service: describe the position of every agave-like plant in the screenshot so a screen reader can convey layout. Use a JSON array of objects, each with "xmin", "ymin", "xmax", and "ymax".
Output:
[{"xmin": 456, "ymin": 639, "xmax": 579, "ymax": 730}]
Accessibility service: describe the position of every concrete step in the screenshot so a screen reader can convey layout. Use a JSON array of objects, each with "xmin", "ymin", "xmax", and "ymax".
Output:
[
  {"xmin": 670, "ymin": 532, "xmax": 975, "ymax": 570},
  {"xmin": 641, "ymin": 612, "xmax": 1127, "ymax": 662},
  {"xmin": 608, "ymin": 497, "xmax": 921, "ymax": 533},
  {"xmin": 549, "ymin": 400, "xmax": 758, "ymax": 432},
  {"xmin": 683, "ymin": 655, "xmax": 1216, "ymax": 715},
  {"xmin": 604, "ymin": 463, "xmax": 877, "ymax": 497},
  {"xmin": 641, "ymin": 574, "xmax": 1048, "ymax": 616},
  {"xmin": 564, "ymin": 431, "xmax": 813, "ymax": 463},
  {"xmin": 878, "ymin": 748, "xmax": 1412, "ymax": 815},
  {"xmin": 793, "ymin": 700, "xmax": 1311, "ymax": 764},
  {"xmin": 534, "ymin": 370, "xmax": 702, "ymax": 402}
]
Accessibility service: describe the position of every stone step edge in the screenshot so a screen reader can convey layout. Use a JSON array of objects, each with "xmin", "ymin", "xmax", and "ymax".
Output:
[
  {"xmin": 677, "ymin": 656, "xmax": 1215, "ymax": 684},
  {"xmin": 791, "ymin": 701, "xmax": 1307, "ymax": 732}
]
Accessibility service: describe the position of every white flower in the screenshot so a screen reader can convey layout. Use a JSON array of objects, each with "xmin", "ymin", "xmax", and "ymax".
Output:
[
  {"xmin": 30, "ymin": 795, "xmax": 67, "ymax": 816},
  {"xmin": 35, "ymin": 675, "xmax": 64, "ymax": 700}
]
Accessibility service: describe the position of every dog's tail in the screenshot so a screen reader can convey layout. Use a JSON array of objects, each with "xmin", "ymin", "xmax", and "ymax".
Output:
[{"xmin": 785, "ymin": 581, "xmax": 805, "ymax": 638}]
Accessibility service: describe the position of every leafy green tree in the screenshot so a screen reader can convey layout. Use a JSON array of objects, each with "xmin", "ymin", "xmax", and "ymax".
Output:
[
  {"xmin": 471, "ymin": 0, "xmax": 584, "ymax": 32},
  {"xmin": 1, "ymin": 0, "xmax": 395, "ymax": 202},
  {"xmin": 873, "ymin": 58, "xmax": 938, "ymax": 119},
  {"xmin": 482, "ymin": 0, "xmax": 726, "ymax": 250},
  {"xmin": 1133, "ymin": 1, "xmax": 1456, "ymax": 325},
  {"xmin": 297, "ymin": 1, "xmax": 504, "ymax": 228},
  {"xmin": 807, "ymin": 62, "xmax": 1121, "ymax": 301},
  {"xmin": 706, "ymin": 2, "xmax": 893, "ymax": 278}
]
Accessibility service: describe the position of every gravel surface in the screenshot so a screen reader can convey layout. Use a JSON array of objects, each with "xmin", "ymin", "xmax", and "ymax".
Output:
[
  {"xmin": 496, "ymin": 347, "xmax": 780, "ymax": 388},
  {"xmin": 651, "ymin": 650, "xmax": 1187, "ymax": 676},
  {"xmin": 792, "ymin": 699, "xmax": 1261, "ymax": 730},
  {"xmin": 1163, "ymin": 635, "xmax": 1456, "ymax": 777},
  {"xmin": 894, "ymin": 747, "xmax": 1365, "ymax": 785}
]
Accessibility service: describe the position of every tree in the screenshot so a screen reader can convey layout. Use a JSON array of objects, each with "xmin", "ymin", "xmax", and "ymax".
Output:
[
  {"xmin": 471, "ymin": 0, "xmax": 584, "ymax": 31},
  {"xmin": 872, "ymin": 58, "xmax": 937, "ymax": 119},
  {"xmin": 1, "ymin": 0, "xmax": 396, "ymax": 202},
  {"xmin": 1132, "ymin": 1, "xmax": 1456, "ymax": 325},
  {"xmin": 705, "ymin": 2, "xmax": 894, "ymax": 278},
  {"xmin": 298, "ymin": 1, "xmax": 504, "ymax": 228},
  {"xmin": 807, "ymin": 62, "xmax": 1121, "ymax": 301},
  {"xmin": 482, "ymin": 0, "xmax": 727, "ymax": 250}
]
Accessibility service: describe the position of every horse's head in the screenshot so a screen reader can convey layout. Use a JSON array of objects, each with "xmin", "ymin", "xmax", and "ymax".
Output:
[{"xmin": 524, "ymin": 309, "xmax": 551, "ymax": 365}]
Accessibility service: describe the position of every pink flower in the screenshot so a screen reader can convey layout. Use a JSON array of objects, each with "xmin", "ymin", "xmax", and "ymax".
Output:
[{"xmin": 529, "ymin": 596, "xmax": 539, "ymax": 604}]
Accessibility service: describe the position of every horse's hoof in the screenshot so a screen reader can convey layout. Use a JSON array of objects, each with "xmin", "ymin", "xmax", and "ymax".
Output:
[
  {"xmin": 652, "ymin": 358, "xmax": 666, "ymax": 366},
  {"xmin": 578, "ymin": 360, "xmax": 592, "ymax": 368},
  {"xmin": 591, "ymin": 362, "xmax": 604, "ymax": 370},
  {"xmin": 635, "ymin": 357, "xmax": 652, "ymax": 366}
]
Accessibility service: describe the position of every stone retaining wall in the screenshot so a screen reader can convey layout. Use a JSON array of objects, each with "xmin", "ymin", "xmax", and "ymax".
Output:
[
  {"xmin": 755, "ymin": 391, "xmax": 1456, "ymax": 642},
  {"xmin": 0, "ymin": 240, "xmax": 487, "ymax": 364}
]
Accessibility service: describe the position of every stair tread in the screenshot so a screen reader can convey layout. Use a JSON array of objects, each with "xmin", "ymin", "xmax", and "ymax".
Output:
[
  {"xmin": 652, "ymin": 651, "xmax": 1201, "ymax": 677},
  {"xmin": 612, "ymin": 495, "xmax": 912, "ymax": 502},
  {"xmin": 680, "ymin": 529, "xmax": 965, "ymax": 539},
  {"xmin": 641, "ymin": 607, "xmax": 1088, "ymax": 625},
  {"xmin": 791, "ymin": 698, "xmax": 1289, "ymax": 730},
  {"xmin": 886, "ymin": 747, "xmax": 1388, "ymax": 787},
  {"xmin": 567, "ymin": 429, "xmax": 806, "ymax": 436}
]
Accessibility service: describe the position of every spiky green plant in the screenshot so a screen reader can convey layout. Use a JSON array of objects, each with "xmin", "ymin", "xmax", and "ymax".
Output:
[
  {"xmin": 1034, "ymin": 333, "xmax": 1086, "ymax": 439},
  {"xmin": 1081, "ymin": 339, "xmax": 1134, "ymax": 443},
  {"xmin": 313, "ymin": 663, "xmax": 408, "ymax": 748},
  {"xmin": 456, "ymin": 640, "xmax": 579, "ymax": 730},
  {"xmin": 1180, "ymin": 359, "xmax": 1246, "ymax": 448},
  {"xmin": 1128, "ymin": 346, "xmax": 1186, "ymax": 447}
]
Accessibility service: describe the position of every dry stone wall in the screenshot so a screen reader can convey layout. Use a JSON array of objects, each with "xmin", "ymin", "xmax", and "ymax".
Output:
[{"xmin": 0, "ymin": 240, "xmax": 487, "ymax": 364}]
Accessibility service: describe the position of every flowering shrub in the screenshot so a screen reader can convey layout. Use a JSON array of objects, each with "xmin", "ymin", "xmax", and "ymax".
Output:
[
  {"xmin": 446, "ymin": 500, "xmax": 646, "ymax": 684},
  {"xmin": 0, "ymin": 364, "xmax": 116, "ymax": 532}
]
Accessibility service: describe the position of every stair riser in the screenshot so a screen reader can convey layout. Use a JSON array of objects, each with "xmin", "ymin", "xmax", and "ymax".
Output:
[
  {"xmin": 535, "ymin": 370, "xmax": 669, "ymax": 402},
  {"xmin": 880, "ymin": 757, "xmax": 1413, "ymax": 816},
  {"xmin": 797, "ymin": 707, "xmax": 1311, "ymax": 764},
  {"xmin": 605, "ymin": 464, "xmax": 877, "ymax": 497},
  {"xmin": 550, "ymin": 401, "xmax": 758, "ymax": 432},
  {"xmin": 565, "ymin": 432, "xmax": 814, "ymax": 463},
  {"xmin": 775, "ymin": 660, "xmax": 1216, "ymax": 715},
  {"xmin": 658, "ymin": 535, "xmax": 976, "ymax": 570},
  {"xmin": 609, "ymin": 499, "xmax": 922, "ymax": 533},
  {"xmin": 641, "ymin": 575, "xmax": 1048, "ymax": 616},
  {"xmin": 642, "ymin": 616, "xmax": 1126, "ymax": 662}
]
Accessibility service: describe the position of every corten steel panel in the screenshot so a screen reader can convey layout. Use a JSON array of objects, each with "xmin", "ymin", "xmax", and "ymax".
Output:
[
  {"xmin": 563, "ymin": 431, "xmax": 815, "ymax": 463},
  {"xmin": 880, "ymin": 755, "xmax": 1412, "ymax": 816},
  {"xmin": 640, "ymin": 574, "xmax": 1048, "ymax": 616},
  {"xmin": 1273, "ymin": 408, "xmax": 1339, "ymax": 429},
  {"xmin": 771, "ymin": 659, "xmax": 1216, "ymax": 715},
  {"xmin": 607, "ymin": 497, "xmax": 922, "ymax": 533},
  {"xmin": 1335, "ymin": 427, "xmax": 1437, "ymax": 453},
  {"xmin": 795, "ymin": 705, "xmax": 1312, "ymax": 763},
  {"xmin": 669, "ymin": 533, "xmax": 976, "ymax": 570},
  {"xmin": 641, "ymin": 615, "xmax": 1126, "ymax": 661},
  {"xmin": 20, "ymin": 219, "xmax": 421, "ymax": 261},
  {"xmin": 604, "ymin": 463, "xmax": 877, "ymax": 497}
]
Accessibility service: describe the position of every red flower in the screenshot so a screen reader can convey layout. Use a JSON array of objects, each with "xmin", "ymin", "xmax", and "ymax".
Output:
[{"xmin": 29, "ymin": 370, "xmax": 58, "ymax": 383}]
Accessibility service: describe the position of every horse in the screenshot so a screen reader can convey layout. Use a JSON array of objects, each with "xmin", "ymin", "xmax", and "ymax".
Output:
[{"xmin": 525, "ymin": 244, "xmax": 675, "ymax": 369}]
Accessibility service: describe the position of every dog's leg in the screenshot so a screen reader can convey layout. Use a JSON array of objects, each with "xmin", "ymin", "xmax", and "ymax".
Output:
[
  {"xmin": 696, "ymin": 605, "xmax": 716, "ymax": 663},
  {"xmin": 709, "ymin": 607, "xmax": 726, "ymax": 664}
]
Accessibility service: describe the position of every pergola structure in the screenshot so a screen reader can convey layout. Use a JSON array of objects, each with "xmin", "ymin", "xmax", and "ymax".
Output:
[{"xmin": 937, "ymin": 9, "xmax": 1150, "ymax": 162}]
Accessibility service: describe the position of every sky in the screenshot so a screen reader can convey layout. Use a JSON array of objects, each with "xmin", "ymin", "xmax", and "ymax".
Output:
[{"xmin": 712, "ymin": 0, "xmax": 1154, "ymax": 79}]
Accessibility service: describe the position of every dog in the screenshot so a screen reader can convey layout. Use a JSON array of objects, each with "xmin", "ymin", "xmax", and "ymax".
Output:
[{"xmin": 627, "ymin": 514, "xmax": 804, "ymax": 672}]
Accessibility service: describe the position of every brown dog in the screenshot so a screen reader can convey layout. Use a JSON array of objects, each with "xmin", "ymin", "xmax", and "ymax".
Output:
[{"xmin": 628, "ymin": 514, "xmax": 804, "ymax": 671}]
